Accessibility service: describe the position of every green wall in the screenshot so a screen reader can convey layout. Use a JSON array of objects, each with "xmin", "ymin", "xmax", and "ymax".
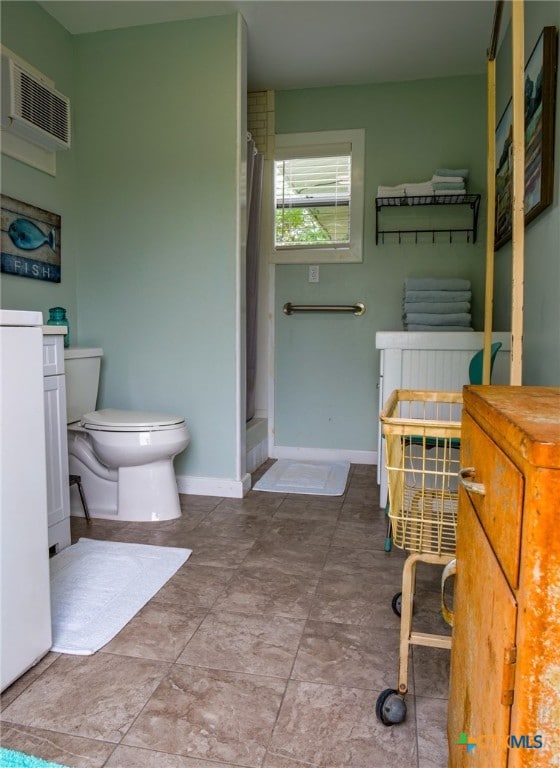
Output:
[
  {"xmin": 73, "ymin": 15, "xmax": 243, "ymax": 479},
  {"xmin": 1, "ymin": 1, "xmax": 77, "ymax": 323},
  {"xmin": 1, "ymin": 3, "xmax": 245, "ymax": 482},
  {"xmin": 274, "ymin": 76, "xmax": 487, "ymax": 451},
  {"xmin": 494, "ymin": 1, "xmax": 560, "ymax": 385}
]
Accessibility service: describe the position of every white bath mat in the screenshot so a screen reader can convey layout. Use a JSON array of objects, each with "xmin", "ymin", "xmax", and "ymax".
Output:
[
  {"xmin": 50, "ymin": 538, "xmax": 191, "ymax": 655},
  {"xmin": 253, "ymin": 459, "xmax": 350, "ymax": 496}
]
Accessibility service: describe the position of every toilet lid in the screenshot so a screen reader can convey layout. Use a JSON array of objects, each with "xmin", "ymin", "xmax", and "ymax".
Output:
[{"xmin": 82, "ymin": 408, "xmax": 185, "ymax": 432}]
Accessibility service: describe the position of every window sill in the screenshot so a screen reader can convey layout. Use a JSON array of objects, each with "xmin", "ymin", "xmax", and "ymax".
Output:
[{"xmin": 269, "ymin": 245, "xmax": 362, "ymax": 264}]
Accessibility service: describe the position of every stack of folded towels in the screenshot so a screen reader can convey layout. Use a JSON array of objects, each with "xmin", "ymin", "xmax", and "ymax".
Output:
[
  {"xmin": 377, "ymin": 168, "xmax": 469, "ymax": 200},
  {"xmin": 431, "ymin": 168, "xmax": 468, "ymax": 199},
  {"xmin": 403, "ymin": 277, "xmax": 473, "ymax": 331}
]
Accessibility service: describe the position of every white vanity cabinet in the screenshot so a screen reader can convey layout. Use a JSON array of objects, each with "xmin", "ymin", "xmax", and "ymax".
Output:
[
  {"xmin": 1, "ymin": 310, "xmax": 52, "ymax": 692},
  {"xmin": 375, "ymin": 331, "xmax": 511, "ymax": 509},
  {"xmin": 43, "ymin": 329, "xmax": 71, "ymax": 551}
]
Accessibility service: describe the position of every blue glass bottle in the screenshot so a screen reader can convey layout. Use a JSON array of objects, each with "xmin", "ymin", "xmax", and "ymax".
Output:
[{"xmin": 47, "ymin": 306, "xmax": 70, "ymax": 348}]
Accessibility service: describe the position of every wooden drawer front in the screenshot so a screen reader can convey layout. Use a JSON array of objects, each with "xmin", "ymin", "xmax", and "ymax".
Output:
[
  {"xmin": 460, "ymin": 412, "xmax": 524, "ymax": 589},
  {"xmin": 43, "ymin": 335, "xmax": 64, "ymax": 376}
]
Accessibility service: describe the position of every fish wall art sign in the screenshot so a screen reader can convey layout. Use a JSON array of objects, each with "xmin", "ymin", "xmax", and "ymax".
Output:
[{"xmin": 1, "ymin": 195, "xmax": 61, "ymax": 282}]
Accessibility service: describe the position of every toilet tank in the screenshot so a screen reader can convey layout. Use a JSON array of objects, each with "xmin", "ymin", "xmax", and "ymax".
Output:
[{"xmin": 63, "ymin": 347, "xmax": 103, "ymax": 424}]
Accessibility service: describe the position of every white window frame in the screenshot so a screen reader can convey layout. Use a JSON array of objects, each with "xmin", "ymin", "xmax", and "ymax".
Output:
[{"xmin": 265, "ymin": 129, "xmax": 365, "ymax": 264}]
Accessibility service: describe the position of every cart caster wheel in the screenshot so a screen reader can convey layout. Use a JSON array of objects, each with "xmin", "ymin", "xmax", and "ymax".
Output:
[
  {"xmin": 391, "ymin": 592, "xmax": 402, "ymax": 616},
  {"xmin": 376, "ymin": 688, "xmax": 407, "ymax": 726}
]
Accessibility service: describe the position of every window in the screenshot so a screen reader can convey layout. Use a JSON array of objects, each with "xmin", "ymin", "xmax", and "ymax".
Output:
[
  {"xmin": 275, "ymin": 154, "xmax": 351, "ymax": 247},
  {"xmin": 267, "ymin": 129, "xmax": 365, "ymax": 263}
]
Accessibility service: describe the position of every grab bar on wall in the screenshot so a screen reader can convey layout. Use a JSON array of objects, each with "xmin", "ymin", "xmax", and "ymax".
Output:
[{"xmin": 283, "ymin": 302, "xmax": 366, "ymax": 316}]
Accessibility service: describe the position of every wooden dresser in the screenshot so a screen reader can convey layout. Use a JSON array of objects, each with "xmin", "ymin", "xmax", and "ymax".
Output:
[{"xmin": 447, "ymin": 386, "xmax": 560, "ymax": 767}]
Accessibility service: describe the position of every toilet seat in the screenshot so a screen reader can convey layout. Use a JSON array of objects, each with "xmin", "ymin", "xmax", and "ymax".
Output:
[{"xmin": 82, "ymin": 408, "xmax": 185, "ymax": 432}]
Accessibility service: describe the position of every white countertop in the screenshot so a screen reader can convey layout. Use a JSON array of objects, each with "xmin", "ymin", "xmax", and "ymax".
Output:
[
  {"xmin": 375, "ymin": 330, "xmax": 511, "ymax": 351},
  {"xmin": 0, "ymin": 309, "xmax": 43, "ymax": 327}
]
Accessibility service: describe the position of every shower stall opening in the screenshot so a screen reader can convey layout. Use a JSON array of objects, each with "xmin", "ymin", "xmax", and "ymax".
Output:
[{"xmin": 245, "ymin": 132, "xmax": 268, "ymax": 472}]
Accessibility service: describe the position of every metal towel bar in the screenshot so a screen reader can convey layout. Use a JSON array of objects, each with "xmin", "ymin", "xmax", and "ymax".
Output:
[{"xmin": 283, "ymin": 302, "xmax": 365, "ymax": 316}]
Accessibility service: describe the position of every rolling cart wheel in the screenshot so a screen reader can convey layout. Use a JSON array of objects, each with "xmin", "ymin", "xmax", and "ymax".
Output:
[
  {"xmin": 391, "ymin": 591, "xmax": 414, "ymax": 617},
  {"xmin": 375, "ymin": 688, "xmax": 407, "ymax": 726}
]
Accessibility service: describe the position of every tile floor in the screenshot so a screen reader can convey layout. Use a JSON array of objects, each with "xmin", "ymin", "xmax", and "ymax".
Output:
[{"xmin": 1, "ymin": 462, "xmax": 451, "ymax": 768}]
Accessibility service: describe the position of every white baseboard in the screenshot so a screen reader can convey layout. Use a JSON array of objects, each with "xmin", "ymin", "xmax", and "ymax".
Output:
[
  {"xmin": 176, "ymin": 473, "xmax": 252, "ymax": 499},
  {"xmin": 270, "ymin": 445, "xmax": 377, "ymax": 465}
]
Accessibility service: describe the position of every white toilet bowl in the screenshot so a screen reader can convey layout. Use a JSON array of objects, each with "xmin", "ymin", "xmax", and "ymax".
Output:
[
  {"xmin": 68, "ymin": 408, "xmax": 190, "ymax": 522},
  {"xmin": 64, "ymin": 347, "xmax": 190, "ymax": 522}
]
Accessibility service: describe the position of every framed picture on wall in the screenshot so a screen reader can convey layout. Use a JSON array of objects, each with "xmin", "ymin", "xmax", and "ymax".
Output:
[
  {"xmin": 495, "ymin": 26, "xmax": 558, "ymax": 251},
  {"xmin": 0, "ymin": 195, "xmax": 61, "ymax": 282}
]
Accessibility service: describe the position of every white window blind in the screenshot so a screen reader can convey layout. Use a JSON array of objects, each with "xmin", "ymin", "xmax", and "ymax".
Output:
[
  {"xmin": 274, "ymin": 152, "xmax": 352, "ymax": 249},
  {"xmin": 267, "ymin": 130, "xmax": 365, "ymax": 264}
]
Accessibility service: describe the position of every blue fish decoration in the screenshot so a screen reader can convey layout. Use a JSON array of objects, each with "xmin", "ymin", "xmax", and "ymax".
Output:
[{"xmin": 8, "ymin": 218, "xmax": 57, "ymax": 252}]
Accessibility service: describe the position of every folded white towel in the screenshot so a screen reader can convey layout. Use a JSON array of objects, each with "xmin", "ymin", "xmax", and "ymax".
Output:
[
  {"xmin": 432, "ymin": 175, "xmax": 466, "ymax": 184},
  {"xmin": 405, "ymin": 182, "xmax": 434, "ymax": 196},
  {"xmin": 377, "ymin": 184, "xmax": 406, "ymax": 197}
]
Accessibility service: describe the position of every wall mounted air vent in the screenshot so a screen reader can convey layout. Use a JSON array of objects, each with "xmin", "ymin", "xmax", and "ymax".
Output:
[{"xmin": 1, "ymin": 57, "xmax": 71, "ymax": 151}]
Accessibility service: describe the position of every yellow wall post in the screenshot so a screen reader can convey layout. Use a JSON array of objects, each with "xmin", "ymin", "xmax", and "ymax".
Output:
[
  {"xmin": 510, "ymin": 0, "xmax": 525, "ymax": 384},
  {"xmin": 484, "ymin": 57, "xmax": 497, "ymax": 385}
]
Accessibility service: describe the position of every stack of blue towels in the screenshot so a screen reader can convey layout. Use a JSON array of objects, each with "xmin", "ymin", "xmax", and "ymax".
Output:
[
  {"xmin": 403, "ymin": 278, "xmax": 473, "ymax": 331},
  {"xmin": 431, "ymin": 168, "xmax": 468, "ymax": 198}
]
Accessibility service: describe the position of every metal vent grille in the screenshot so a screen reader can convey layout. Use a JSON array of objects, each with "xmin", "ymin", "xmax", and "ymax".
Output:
[{"xmin": 11, "ymin": 62, "xmax": 70, "ymax": 147}]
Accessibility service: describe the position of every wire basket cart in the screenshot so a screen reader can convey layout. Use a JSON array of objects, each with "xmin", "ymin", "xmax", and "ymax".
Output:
[{"xmin": 375, "ymin": 389, "xmax": 462, "ymax": 726}]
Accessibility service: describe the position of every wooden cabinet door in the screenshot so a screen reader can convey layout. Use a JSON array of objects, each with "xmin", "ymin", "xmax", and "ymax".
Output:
[{"xmin": 448, "ymin": 498, "xmax": 517, "ymax": 768}]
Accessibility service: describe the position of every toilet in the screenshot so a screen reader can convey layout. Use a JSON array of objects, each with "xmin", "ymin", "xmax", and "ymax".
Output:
[{"xmin": 64, "ymin": 347, "xmax": 190, "ymax": 522}]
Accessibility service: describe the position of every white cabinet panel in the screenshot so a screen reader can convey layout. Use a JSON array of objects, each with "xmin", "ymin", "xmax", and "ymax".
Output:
[
  {"xmin": 44, "ymin": 375, "xmax": 67, "ymax": 526},
  {"xmin": 43, "ymin": 335, "xmax": 71, "ymax": 551}
]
